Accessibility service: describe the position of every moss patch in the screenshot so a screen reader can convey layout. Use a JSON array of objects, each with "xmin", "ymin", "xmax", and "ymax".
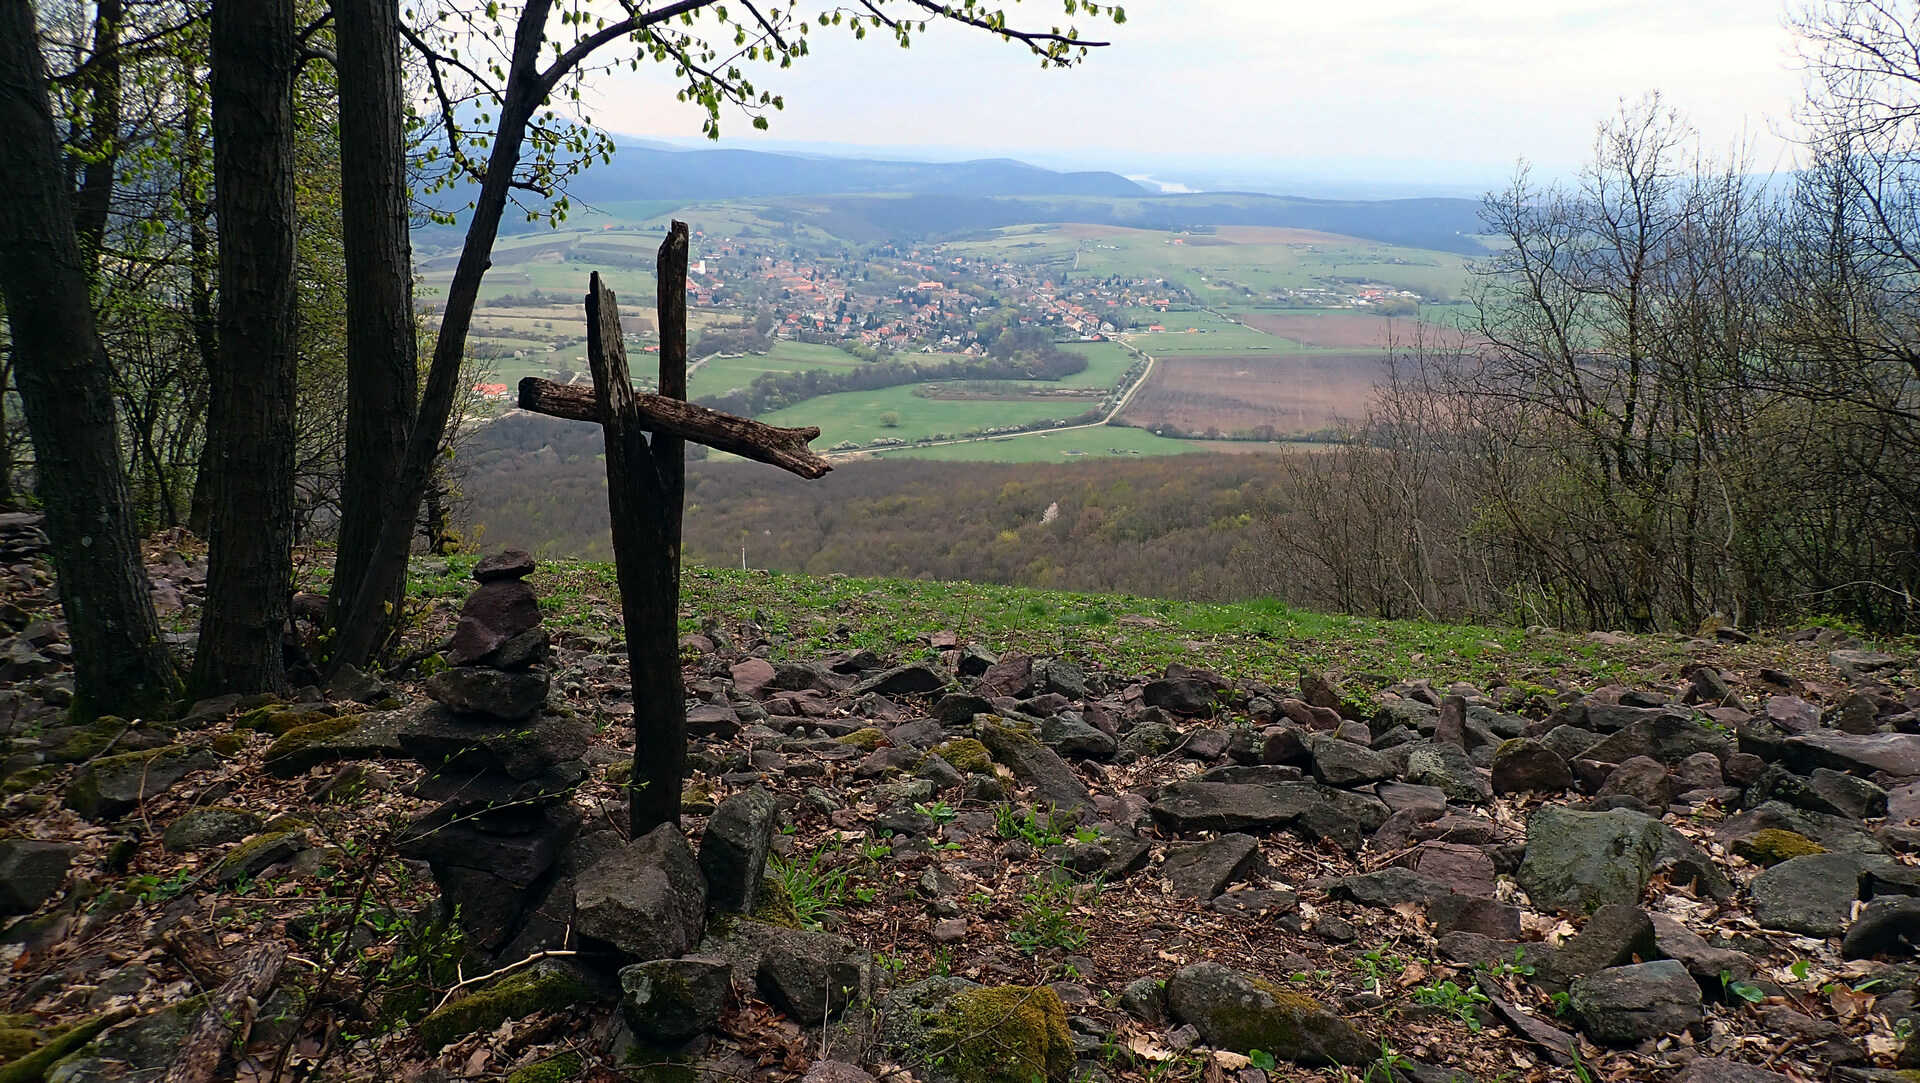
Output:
[
  {"xmin": 0, "ymin": 1025, "xmax": 41, "ymax": 1062},
  {"xmin": 505, "ymin": 1052, "xmax": 583, "ymax": 1083},
  {"xmin": 837, "ymin": 727, "xmax": 888, "ymax": 751},
  {"xmin": 923, "ymin": 985, "xmax": 1072, "ymax": 1083},
  {"xmin": 931, "ymin": 738, "xmax": 993, "ymax": 774},
  {"xmin": 239, "ymin": 709, "xmax": 334, "ymax": 737},
  {"xmin": 1734, "ymin": 829, "xmax": 1827, "ymax": 866},
  {"xmin": 750, "ymin": 877, "xmax": 803, "ymax": 930},
  {"xmin": 415, "ymin": 965, "xmax": 598, "ymax": 1051},
  {"xmin": 2, "ymin": 766, "xmax": 55, "ymax": 795},
  {"xmin": 0, "ymin": 1009, "xmax": 126, "ymax": 1083},
  {"xmin": 261, "ymin": 716, "xmax": 360, "ymax": 776},
  {"xmin": 681, "ymin": 780, "xmax": 716, "ymax": 815}
]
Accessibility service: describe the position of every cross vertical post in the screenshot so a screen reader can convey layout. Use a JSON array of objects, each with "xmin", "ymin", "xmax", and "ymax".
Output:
[{"xmin": 520, "ymin": 220, "xmax": 830, "ymax": 837}]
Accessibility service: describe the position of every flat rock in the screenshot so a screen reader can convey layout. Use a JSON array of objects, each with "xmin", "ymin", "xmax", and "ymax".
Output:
[
  {"xmin": 425, "ymin": 666, "xmax": 549, "ymax": 721},
  {"xmin": 1785, "ymin": 732, "xmax": 1920, "ymax": 781},
  {"xmin": 1150, "ymin": 780, "xmax": 1386, "ymax": 835},
  {"xmin": 1749, "ymin": 852, "xmax": 1869, "ymax": 936},
  {"xmin": 66, "ymin": 745, "xmax": 218, "ymax": 821},
  {"xmin": 1568, "ymin": 960, "xmax": 1702, "ymax": 1045},
  {"xmin": 755, "ymin": 925, "xmax": 871, "ymax": 1024},
  {"xmin": 976, "ymin": 720, "xmax": 1091, "ymax": 810},
  {"xmin": 1308, "ymin": 735, "xmax": 1395, "ymax": 787},
  {"xmin": 162, "ymin": 806, "xmax": 267, "ymax": 853},
  {"xmin": 854, "ymin": 664, "xmax": 947, "ymax": 697},
  {"xmin": 1160, "ymin": 833, "xmax": 1263, "ymax": 900},
  {"xmin": 472, "ymin": 548, "xmax": 535, "ymax": 582},
  {"xmin": 1840, "ymin": 894, "xmax": 1920, "ymax": 959},
  {"xmin": 731, "ymin": 658, "xmax": 776, "ymax": 698},
  {"xmin": 1491, "ymin": 738, "xmax": 1574, "ymax": 794}
]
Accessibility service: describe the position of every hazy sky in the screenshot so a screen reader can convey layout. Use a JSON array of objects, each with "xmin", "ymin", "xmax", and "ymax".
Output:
[{"xmin": 580, "ymin": 1, "xmax": 1809, "ymax": 186}]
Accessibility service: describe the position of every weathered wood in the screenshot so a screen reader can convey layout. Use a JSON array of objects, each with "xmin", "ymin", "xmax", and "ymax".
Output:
[
  {"xmin": 655, "ymin": 223, "xmax": 688, "ymax": 583},
  {"xmin": 583, "ymin": 268, "xmax": 686, "ymax": 835},
  {"xmin": 516, "ymin": 378, "xmax": 830, "ymax": 479},
  {"xmin": 162, "ymin": 940, "xmax": 285, "ymax": 1083}
]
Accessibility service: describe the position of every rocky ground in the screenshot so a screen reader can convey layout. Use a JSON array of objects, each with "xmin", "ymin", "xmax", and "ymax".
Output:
[{"xmin": 1, "ymin": 532, "xmax": 1918, "ymax": 1083}]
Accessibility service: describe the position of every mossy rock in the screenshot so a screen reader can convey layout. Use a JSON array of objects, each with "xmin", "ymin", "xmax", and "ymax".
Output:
[
  {"xmin": 836, "ymin": 728, "xmax": 888, "ymax": 751},
  {"xmin": 921, "ymin": 983, "xmax": 1073, "ymax": 1083},
  {"xmin": 162, "ymin": 806, "xmax": 266, "ymax": 853},
  {"xmin": 415, "ymin": 963, "xmax": 599, "ymax": 1051},
  {"xmin": 749, "ymin": 877, "xmax": 803, "ymax": 930},
  {"xmin": 2, "ymin": 766, "xmax": 55, "ymax": 796},
  {"xmin": 239, "ymin": 708, "xmax": 335, "ymax": 738},
  {"xmin": 48, "ymin": 718, "xmax": 133, "ymax": 763},
  {"xmin": 0, "ymin": 1008, "xmax": 128, "ymax": 1083},
  {"xmin": 1734, "ymin": 829, "xmax": 1828, "ymax": 866},
  {"xmin": 261, "ymin": 712, "xmax": 401, "ymax": 777},
  {"xmin": 931, "ymin": 738, "xmax": 993, "ymax": 774},
  {"xmin": 212, "ymin": 823, "xmax": 309, "ymax": 885},
  {"xmin": 681, "ymin": 781, "xmax": 716, "ymax": 815},
  {"xmin": 65, "ymin": 746, "xmax": 217, "ymax": 822},
  {"xmin": 0, "ymin": 1024, "xmax": 41, "ymax": 1062},
  {"xmin": 607, "ymin": 761, "xmax": 633, "ymax": 786},
  {"xmin": 505, "ymin": 1052, "xmax": 583, "ymax": 1083}
]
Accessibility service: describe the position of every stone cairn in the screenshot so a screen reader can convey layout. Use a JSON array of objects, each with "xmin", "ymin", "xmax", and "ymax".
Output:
[{"xmin": 395, "ymin": 549, "xmax": 592, "ymax": 957}]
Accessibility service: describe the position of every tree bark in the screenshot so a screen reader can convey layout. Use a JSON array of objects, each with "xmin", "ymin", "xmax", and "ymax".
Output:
[
  {"xmin": 329, "ymin": 0, "xmax": 417, "ymax": 635},
  {"xmin": 0, "ymin": 3, "xmax": 179, "ymax": 718},
  {"xmin": 324, "ymin": 0, "xmax": 557, "ymax": 674},
  {"xmin": 72, "ymin": 0, "xmax": 122, "ymax": 269},
  {"xmin": 193, "ymin": 0, "xmax": 298, "ymax": 697}
]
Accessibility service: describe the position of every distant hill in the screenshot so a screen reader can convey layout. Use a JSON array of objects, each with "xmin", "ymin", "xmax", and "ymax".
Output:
[
  {"xmin": 788, "ymin": 192, "xmax": 1487, "ymax": 253},
  {"xmin": 565, "ymin": 143, "xmax": 1148, "ymax": 201}
]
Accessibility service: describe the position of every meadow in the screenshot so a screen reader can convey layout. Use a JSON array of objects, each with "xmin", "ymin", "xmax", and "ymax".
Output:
[
  {"xmin": 872, "ymin": 424, "xmax": 1296, "ymax": 462},
  {"xmin": 1115, "ymin": 352, "xmax": 1385, "ymax": 437}
]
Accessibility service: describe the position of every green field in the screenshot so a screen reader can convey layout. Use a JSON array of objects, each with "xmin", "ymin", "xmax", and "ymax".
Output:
[
  {"xmin": 689, "ymin": 341, "xmax": 868, "ymax": 399},
  {"xmin": 759, "ymin": 382, "xmax": 1097, "ymax": 448},
  {"xmin": 872, "ymin": 424, "xmax": 1298, "ymax": 462},
  {"xmin": 1120, "ymin": 310, "xmax": 1289, "ymax": 354}
]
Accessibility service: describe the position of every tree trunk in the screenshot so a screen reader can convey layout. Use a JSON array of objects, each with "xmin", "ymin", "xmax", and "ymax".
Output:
[
  {"xmin": 0, "ymin": 356, "xmax": 14, "ymax": 507},
  {"xmin": 324, "ymin": 0, "xmax": 557, "ymax": 674},
  {"xmin": 193, "ymin": 0, "xmax": 298, "ymax": 697},
  {"xmin": 329, "ymin": 0, "xmax": 417, "ymax": 636},
  {"xmin": 72, "ymin": 0, "xmax": 122, "ymax": 268},
  {"xmin": 0, "ymin": 3, "xmax": 179, "ymax": 718},
  {"xmin": 184, "ymin": 142, "xmax": 218, "ymax": 536}
]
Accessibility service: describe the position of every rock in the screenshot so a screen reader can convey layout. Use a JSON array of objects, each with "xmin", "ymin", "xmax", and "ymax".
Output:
[
  {"xmin": 1809, "ymin": 768, "xmax": 1891, "ymax": 819},
  {"xmin": 1404, "ymin": 742, "xmax": 1491, "ymax": 804},
  {"xmin": 446, "ymin": 578, "xmax": 542, "ymax": 666},
  {"xmin": 0, "ymin": 839, "xmax": 76, "ymax": 914},
  {"xmin": 1403, "ymin": 842, "xmax": 1498, "ymax": 897},
  {"xmin": 1597, "ymin": 756, "xmax": 1672, "ymax": 808},
  {"xmin": 1783, "ymin": 732, "xmax": 1920, "ymax": 780},
  {"xmin": 573, "ymin": 825, "xmax": 707, "ymax": 960},
  {"xmin": 1674, "ymin": 751, "xmax": 1726, "ymax": 792},
  {"xmin": 410, "ymin": 761, "xmax": 587, "ymax": 813},
  {"xmin": 1749, "ymin": 853, "xmax": 1868, "ymax": 936},
  {"xmin": 1150, "ymin": 780, "xmax": 1386, "ymax": 835},
  {"xmin": 1490, "ymin": 738, "xmax": 1573, "ymax": 794},
  {"xmin": 802, "ymin": 1063, "xmax": 878, "ymax": 1083},
  {"xmin": 976, "ymin": 655, "xmax": 1035, "ymax": 699},
  {"xmin": 473, "ymin": 548, "xmax": 536, "ymax": 582},
  {"xmin": 976, "ymin": 721, "xmax": 1091, "ymax": 810},
  {"xmin": 212, "ymin": 822, "xmax": 308, "ymax": 885},
  {"xmin": 261, "ymin": 710, "xmax": 404, "ymax": 777},
  {"xmin": 1534, "ymin": 905, "xmax": 1656, "ymax": 987},
  {"xmin": 855, "ymin": 664, "xmax": 947, "ymax": 697},
  {"xmin": 619, "ymin": 956, "xmax": 730, "ymax": 1042},
  {"xmin": 1307, "ymin": 736, "xmax": 1395, "ymax": 787},
  {"xmin": 1426, "ymin": 894, "xmax": 1522, "ymax": 939},
  {"xmin": 700, "ymin": 786, "xmax": 779, "ymax": 914},
  {"xmin": 756, "ymin": 925, "xmax": 870, "ymax": 1024},
  {"xmin": 1829, "ymin": 649, "xmax": 1906, "ymax": 680},
  {"xmin": 399, "ymin": 803, "xmax": 581, "ymax": 887},
  {"xmin": 425, "ymin": 666, "xmax": 549, "ymax": 721},
  {"xmin": 1840, "ymin": 894, "xmax": 1920, "ymax": 959},
  {"xmin": 1517, "ymin": 806, "xmax": 1664, "ymax": 912},
  {"xmin": 1650, "ymin": 913, "xmax": 1755, "ymax": 985},
  {"xmin": 1165, "ymin": 961, "xmax": 1371, "ymax": 1066},
  {"xmin": 1143, "ymin": 678, "xmax": 1212, "ymax": 716},
  {"xmin": 396, "ymin": 703, "xmax": 590, "ymax": 779},
  {"xmin": 417, "ymin": 960, "xmax": 598, "ymax": 1050},
  {"xmin": 65, "ymin": 745, "xmax": 217, "ymax": 821},
  {"xmin": 1723, "ymin": 802, "xmax": 1887, "ymax": 856},
  {"xmin": 1568, "ymin": 960, "xmax": 1702, "ymax": 1045},
  {"xmin": 1328, "ymin": 868, "xmax": 1457, "ymax": 908},
  {"xmin": 1676, "ymin": 1059, "xmax": 1794, "ymax": 1082},
  {"xmin": 1160, "ymin": 833, "xmax": 1263, "ymax": 900},
  {"xmin": 1040, "ymin": 715, "xmax": 1117, "ymax": 762},
  {"xmin": 731, "ymin": 658, "xmax": 776, "ymax": 697},
  {"xmin": 880, "ymin": 978, "xmax": 1074, "ymax": 1083},
  {"xmin": 1584, "ymin": 712, "xmax": 1733, "ymax": 767},
  {"xmin": 162, "ymin": 807, "xmax": 267, "ymax": 852}
]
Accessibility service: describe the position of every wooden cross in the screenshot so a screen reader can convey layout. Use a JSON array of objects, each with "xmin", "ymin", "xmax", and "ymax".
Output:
[{"xmin": 517, "ymin": 220, "xmax": 830, "ymax": 835}]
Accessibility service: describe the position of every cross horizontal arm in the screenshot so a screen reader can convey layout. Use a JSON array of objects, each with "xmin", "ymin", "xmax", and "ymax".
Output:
[{"xmin": 517, "ymin": 376, "xmax": 832, "ymax": 479}]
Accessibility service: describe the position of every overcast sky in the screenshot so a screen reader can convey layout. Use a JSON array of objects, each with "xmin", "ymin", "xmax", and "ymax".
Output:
[{"xmin": 579, "ymin": 0, "xmax": 1809, "ymax": 190}]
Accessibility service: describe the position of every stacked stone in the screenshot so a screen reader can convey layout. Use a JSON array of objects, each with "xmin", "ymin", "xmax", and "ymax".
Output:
[{"xmin": 396, "ymin": 549, "xmax": 591, "ymax": 956}]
